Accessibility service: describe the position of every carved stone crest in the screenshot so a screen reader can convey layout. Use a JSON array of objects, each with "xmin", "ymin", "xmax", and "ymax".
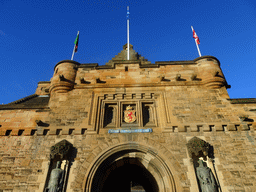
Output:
[{"xmin": 124, "ymin": 105, "xmax": 136, "ymax": 123}]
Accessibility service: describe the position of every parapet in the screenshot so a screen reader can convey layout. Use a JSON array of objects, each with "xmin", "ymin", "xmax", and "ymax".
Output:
[
  {"xmin": 49, "ymin": 60, "xmax": 79, "ymax": 94},
  {"xmin": 194, "ymin": 56, "xmax": 230, "ymax": 89}
]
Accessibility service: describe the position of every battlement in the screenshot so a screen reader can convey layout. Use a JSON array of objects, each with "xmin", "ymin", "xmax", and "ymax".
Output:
[
  {"xmin": 0, "ymin": 122, "xmax": 255, "ymax": 136},
  {"xmin": 47, "ymin": 56, "xmax": 229, "ymax": 98}
]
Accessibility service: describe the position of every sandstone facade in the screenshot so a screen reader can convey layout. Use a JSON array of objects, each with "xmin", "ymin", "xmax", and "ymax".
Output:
[{"xmin": 0, "ymin": 44, "xmax": 255, "ymax": 192}]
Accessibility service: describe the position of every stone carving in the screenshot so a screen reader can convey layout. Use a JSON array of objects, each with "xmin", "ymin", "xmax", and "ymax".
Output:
[
  {"xmin": 50, "ymin": 139, "xmax": 73, "ymax": 160},
  {"xmin": 196, "ymin": 160, "xmax": 218, "ymax": 192},
  {"xmin": 186, "ymin": 137, "xmax": 213, "ymax": 158},
  {"xmin": 46, "ymin": 140, "xmax": 74, "ymax": 192},
  {"xmin": 45, "ymin": 161, "xmax": 65, "ymax": 192},
  {"xmin": 124, "ymin": 105, "xmax": 136, "ymax": 123}
]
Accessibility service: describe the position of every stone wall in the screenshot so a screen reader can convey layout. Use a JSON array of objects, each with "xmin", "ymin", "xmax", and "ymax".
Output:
[
  {"xmin": 0, "ymin": 129, "xmax": 255, "ymax": 192},
  {"xmin": 0, "ymin": 56, "xmax": 255, "ymax": 191},
  {"xmin": 1, "ymin": 85, "xmax": 255, "ymax": 136}
]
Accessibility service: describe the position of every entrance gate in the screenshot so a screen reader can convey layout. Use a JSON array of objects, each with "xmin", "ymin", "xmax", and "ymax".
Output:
[
  {"xmin": 100, "ymin": 157, "xmax": 157, "ymax": 192},
  {"xmin": 84, "ymin": 143, "xmax": 177, "ymax": 192}
]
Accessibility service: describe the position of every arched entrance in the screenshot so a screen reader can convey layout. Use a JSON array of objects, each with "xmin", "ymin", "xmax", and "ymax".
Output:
[
  {"xmin": 84, "ymin": 143, "xmax": 177, "ymax": 192},
  {"xmin": 100, "ymin": 158, "xmax": 158, "ymax": 192}
]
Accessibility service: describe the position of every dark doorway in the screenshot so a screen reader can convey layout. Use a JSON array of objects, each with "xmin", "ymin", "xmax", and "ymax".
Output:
[{"xmin": 101, "ymin": 163, "xmax": 157, "ymax": 192}]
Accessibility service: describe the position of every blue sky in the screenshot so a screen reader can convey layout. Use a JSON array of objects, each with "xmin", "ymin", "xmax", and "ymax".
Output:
[{"xmin": 0, "ymin": 0, "xmax": 256, "ymax": 104}]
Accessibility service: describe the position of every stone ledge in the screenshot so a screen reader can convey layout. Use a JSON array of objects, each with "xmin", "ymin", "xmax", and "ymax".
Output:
[
  {"xmin": 228, "ymin": 98, "xmax": 256, "ymax": 104},
  {"xmin": 0, "ymin": 123, "xmax": 254, "ymax": 136}
]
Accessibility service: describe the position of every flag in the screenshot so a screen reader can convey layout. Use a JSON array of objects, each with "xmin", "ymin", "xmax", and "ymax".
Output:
[
  {"xmin": 191, "ymin": 26, "xmax": 202, "ymax": 57},
  {"xmin": 74, "ymin": 32, "xmax": 79, "ymax": 52},
  {"xmin": 192, "ymin": 28, "xmax": 200, "ymax": 44},
  {"xmin": 127, "ymin": 6, "xmax": 130, "ymax": 20}
]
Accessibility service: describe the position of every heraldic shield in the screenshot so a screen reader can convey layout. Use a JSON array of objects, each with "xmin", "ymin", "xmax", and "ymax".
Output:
[{"xmin": 124, "ymin": 105, "xmax": 136, "ymax": 123}]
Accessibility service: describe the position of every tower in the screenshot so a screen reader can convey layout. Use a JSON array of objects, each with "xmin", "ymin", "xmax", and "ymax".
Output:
[{"xmin": 0, "ymin": 44, "xmax": 255, "ymax": 192}]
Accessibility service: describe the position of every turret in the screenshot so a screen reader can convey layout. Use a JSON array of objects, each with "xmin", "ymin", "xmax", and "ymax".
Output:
[
  {"xmin": 194, "ymin": 56, "xmax": 229, "ymax": 88},
  {"xmin": 194, "ymin": 56, "xmax": 230, "ymax": 98},
  {"xmin": 49, "ymin": 60, "xmax": 79, "ymax": 94}
]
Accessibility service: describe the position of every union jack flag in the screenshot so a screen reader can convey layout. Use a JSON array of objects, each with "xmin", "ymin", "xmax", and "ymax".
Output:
[{"xmin": 192, "ymin": 28, "xmax": 200, "ymax": 44}]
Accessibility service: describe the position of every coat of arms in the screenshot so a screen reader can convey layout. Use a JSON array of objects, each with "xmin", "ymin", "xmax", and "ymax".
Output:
[{"xmin": 124, "ymin": 105, "xmax": 136, "ymax": 123}]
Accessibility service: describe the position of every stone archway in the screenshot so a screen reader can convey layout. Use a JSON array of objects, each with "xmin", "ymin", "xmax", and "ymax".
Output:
[
  {"xmin": 83, "ymin": 143, "xmax": 177, "ymax": 192},
  {"xmin": 100, "ymin": 158, "xmax": 158, "ymax": 192}
]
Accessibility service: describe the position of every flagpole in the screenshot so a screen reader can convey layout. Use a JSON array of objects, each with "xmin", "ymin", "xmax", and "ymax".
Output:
[
  {"xmin": 127, "ymin": 6, "xmax": 130, "ymax": 60},
  {"xmin": 71, "ymin": 31, "xmax": 79, "ymax": 60},
  {"xmin": 191, "ymin": 26, "xmax": 201, "ymax": 57}
]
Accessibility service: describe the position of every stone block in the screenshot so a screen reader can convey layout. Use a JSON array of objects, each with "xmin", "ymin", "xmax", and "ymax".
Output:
[
  {"xmin": 73, "ymin": 129, "xmax": 82, "ymax": 135},
  {"xmin": 2, "ymin": 157, "xmax": 15, "ymax": 164},
  {"xmin": 13, "ymin": 176, "xmax": 27, "ymax": 182},
  {"xmin": 27, "ymin": 184, "xmax": 39, "ymax": 190},
  {"xmin": 215, "ymin": 124, "xmax": 224, "ymax": 131},
  {"xmin": 48, "ymin": 129, "xmax": 57, "ymax": 135},
  {"xmin": 23, "ymin": 129, "xmax": 32, "ymax": 136},
  {"xmin": 3, "ymin": 173, "xmax": 14, "ymax": 180},
  {"xmin": 190, "ymin": 125, "xmax": 198, "ymax": 132},
  {"xmin": 227, "ymin": 124, "xmax": 237, "ymax": 131},
  {"xmin": 36, "ymin": 127, "xmax": 44, "ymax": 135},
  {"xmin": 178, "ymin": 126, "xmax": 186, "ymax": 132},
  {"xmin": 202, "ymin": 125, "xmax": 211, "ymax": 132},
  {"xmin": 20, "ymin": 169, "xmax": 33, "ymax": 175},
  {"xmin": 10, "ymin": 129, "xmax": 19, "ymax": 136},
  {"xmin": 91, "ymin": 146, "xmax": 102, "ymax": 156},
  {"xmin": 252, "ymin": 122, "xmax": 256, "ymax": 130},
  {"xmin": 28, "ymin": 175, "xmax": 38, "ymax": 182},
  {"xmin": 240, "ymin": 124, "xmax": 250, "ymax": 131},
  {"xmin": 86, "ymin": 153, "xmax": 96, "ymax": 163},
  {"xmin": 162, "ymin": 127, "xmax": 174, "ymax": 132},
  {"xmin": 62, "ymin": 129, "xmax": 70, "ymax": 135}
]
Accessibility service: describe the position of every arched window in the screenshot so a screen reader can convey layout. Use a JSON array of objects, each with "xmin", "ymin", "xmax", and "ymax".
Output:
[{"xmin": 104, "ymin": 104, "xmax": 117, "ymax": 128}]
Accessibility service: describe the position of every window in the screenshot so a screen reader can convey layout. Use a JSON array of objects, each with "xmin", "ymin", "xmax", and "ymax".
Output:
[
  {"xmin": 142, "ymin": 102, "xmax": 155, "ymax": 127},
  {"xmin": 98, "ymin": 93, "xmax": 158, "ymax": 130},
  {"xmin": 103, "ymin": 103, "xmax": 117, "ymax": 128}
]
